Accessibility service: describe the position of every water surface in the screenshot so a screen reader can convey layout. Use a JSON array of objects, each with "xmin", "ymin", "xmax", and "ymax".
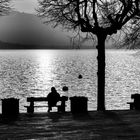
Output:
[{"xmin": 0, "ymin": 49, "xmax": 139, "ymax": 112}]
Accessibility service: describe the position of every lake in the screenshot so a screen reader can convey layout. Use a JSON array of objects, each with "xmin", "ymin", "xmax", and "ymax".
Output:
[{"xmin": 0, "ymin": 49, "xmax": 139, "ymax": 113}]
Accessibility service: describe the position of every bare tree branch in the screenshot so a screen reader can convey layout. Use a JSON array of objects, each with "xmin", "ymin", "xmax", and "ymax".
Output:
[
  {"xmin": 37, "ymin": 0, "xmax": 140, "ymax": 38},
  {"xmin": 0, "ymin": 0, "xmax": 11, "ymax": 16}
]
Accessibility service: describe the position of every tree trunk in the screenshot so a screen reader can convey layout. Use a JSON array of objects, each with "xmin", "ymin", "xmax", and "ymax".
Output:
[{"xmin": 96, "ymin": 33, "xmax": 107, "ymax": 111}]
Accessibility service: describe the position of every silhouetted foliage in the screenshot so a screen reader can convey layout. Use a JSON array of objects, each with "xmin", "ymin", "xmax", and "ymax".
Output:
[
  {"xmin": 37, "ymin": 0, "xmax": 140, "ymax": 35},
  {"xmin": 37, "ymin": 0, "xmax": 140, "ymax": 111},
  {"xmin": 0, "ymin": 0, "xmax": 11, "ymax": 15},
  {"xmin": 121, "ymin": 20, "xmax": 140, "ymax": 49}
]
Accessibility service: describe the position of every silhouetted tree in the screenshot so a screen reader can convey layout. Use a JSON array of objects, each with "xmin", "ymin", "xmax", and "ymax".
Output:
[
  {"xmin": 0, "ymin": 0, "xmax": 11, "ymax": 15},
  {"xmin": 37, "ymin": 0, "xmax": 140, "ymax": 111}
]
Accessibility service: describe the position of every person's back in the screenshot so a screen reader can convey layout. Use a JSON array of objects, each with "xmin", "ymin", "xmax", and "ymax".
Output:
[{"xmin": 47, "ymin": 87, "xmax": 60, "ymax": 112}]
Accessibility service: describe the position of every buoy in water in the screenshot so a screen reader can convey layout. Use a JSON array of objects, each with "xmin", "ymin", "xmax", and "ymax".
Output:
[
  {"xmin": 62, "ymin": 86, "xmax": 68, "ymax": 91},
  {"xmin": 78, "ymin": 74, "xmax": 83, "ymax": 79}
]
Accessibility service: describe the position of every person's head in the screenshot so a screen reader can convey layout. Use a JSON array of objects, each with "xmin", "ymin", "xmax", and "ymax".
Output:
[{"xmin": 51, "ymin": 87, "xmax": 56, "ymax": 92}]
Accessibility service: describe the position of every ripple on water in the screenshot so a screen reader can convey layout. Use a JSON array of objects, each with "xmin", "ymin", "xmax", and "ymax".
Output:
[{"xmin": 0, "ymin": 50, "xmax": 139, "ymax": 113}]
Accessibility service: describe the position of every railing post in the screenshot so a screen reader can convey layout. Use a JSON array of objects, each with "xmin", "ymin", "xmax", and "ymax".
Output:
[
  {"xmin": 58, "ymin": 96, "xmax": 68, "ymax": 112},
  {"xmin": 27, "ymin": 101, "xmax": 34, "ymax": 113}
]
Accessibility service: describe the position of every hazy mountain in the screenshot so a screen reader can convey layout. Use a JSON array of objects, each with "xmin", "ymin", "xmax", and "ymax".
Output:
[
  {"xmin": 0, "ymin": 40, "xmax": 70, "ymax": 49},
  {"xmin": 0, "ymin": 12, "xmax": 71, "ymax": 49},
  {"xmin": 0, "ymin": 12, "xmax": 115, "ymax": 49}
]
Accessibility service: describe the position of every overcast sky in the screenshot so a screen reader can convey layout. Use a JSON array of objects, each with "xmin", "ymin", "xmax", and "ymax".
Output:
[{"xmin": 13, "ymin": 0, "xmax": 38, "ymax": 14}]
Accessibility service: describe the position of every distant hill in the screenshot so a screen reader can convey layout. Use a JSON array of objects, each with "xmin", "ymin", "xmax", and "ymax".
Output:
[
  {"xmin": 0, "ymin": 12, "xmax": 71, "ymax": 49},
  {"xmin": 0, "ymin": 40, "xmax": 38, "ymax": 49},
  {"xmin": 0, "ymin": 40, "xmax": 70, "ymax": 49},
  {"xmin": 0, "ymin": 11, "xmax": 115, "ymax": 49}
]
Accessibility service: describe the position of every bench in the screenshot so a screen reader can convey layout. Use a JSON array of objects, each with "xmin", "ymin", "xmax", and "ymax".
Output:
[
  {"xmin": 127, "ymin": 94, "xmax": 140, "ymax": 110},
  {"xmin": 24, "ymin": 96, "xmax": 68, "ymax": 113}
]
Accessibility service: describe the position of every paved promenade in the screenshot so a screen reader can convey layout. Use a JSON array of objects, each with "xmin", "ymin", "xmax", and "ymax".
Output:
[{"xmin": 0, "ymin": 110, "xmax": 140, "ymax": 139}]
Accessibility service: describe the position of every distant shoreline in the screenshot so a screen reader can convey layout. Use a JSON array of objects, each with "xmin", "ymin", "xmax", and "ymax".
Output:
[{"xmin": 0, "ymin": 41, "xmax": 73, "ymax": 49}]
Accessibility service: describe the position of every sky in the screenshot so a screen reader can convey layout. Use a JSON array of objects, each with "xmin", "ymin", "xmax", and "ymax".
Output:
[{"xmin": 13, "ymin": 0, "xmax": 38, "ymax": 14}]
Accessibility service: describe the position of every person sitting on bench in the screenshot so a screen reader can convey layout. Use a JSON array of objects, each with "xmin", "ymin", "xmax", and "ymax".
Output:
[{"xmin": 46, "ymin": 87, "xmax": 60, "ymax": 112}]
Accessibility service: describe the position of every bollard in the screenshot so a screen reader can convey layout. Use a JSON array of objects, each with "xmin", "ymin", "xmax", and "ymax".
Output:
[
  {"xmin": 1, "ymin": 98, "xmax": 19, "ymax": 117},
  {"xmin": 70, "ymin": 96, "xmax": 88, "ymax": 114}
]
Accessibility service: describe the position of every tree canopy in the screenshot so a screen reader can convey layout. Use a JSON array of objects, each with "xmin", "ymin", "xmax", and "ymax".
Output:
[
  {"xmin": 0, "ymin": 0, "xmax": 11, "ymax": 15},
  {"xmin": 37, "ymin": 0, "xmax": 140, "ymax": 41}
]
